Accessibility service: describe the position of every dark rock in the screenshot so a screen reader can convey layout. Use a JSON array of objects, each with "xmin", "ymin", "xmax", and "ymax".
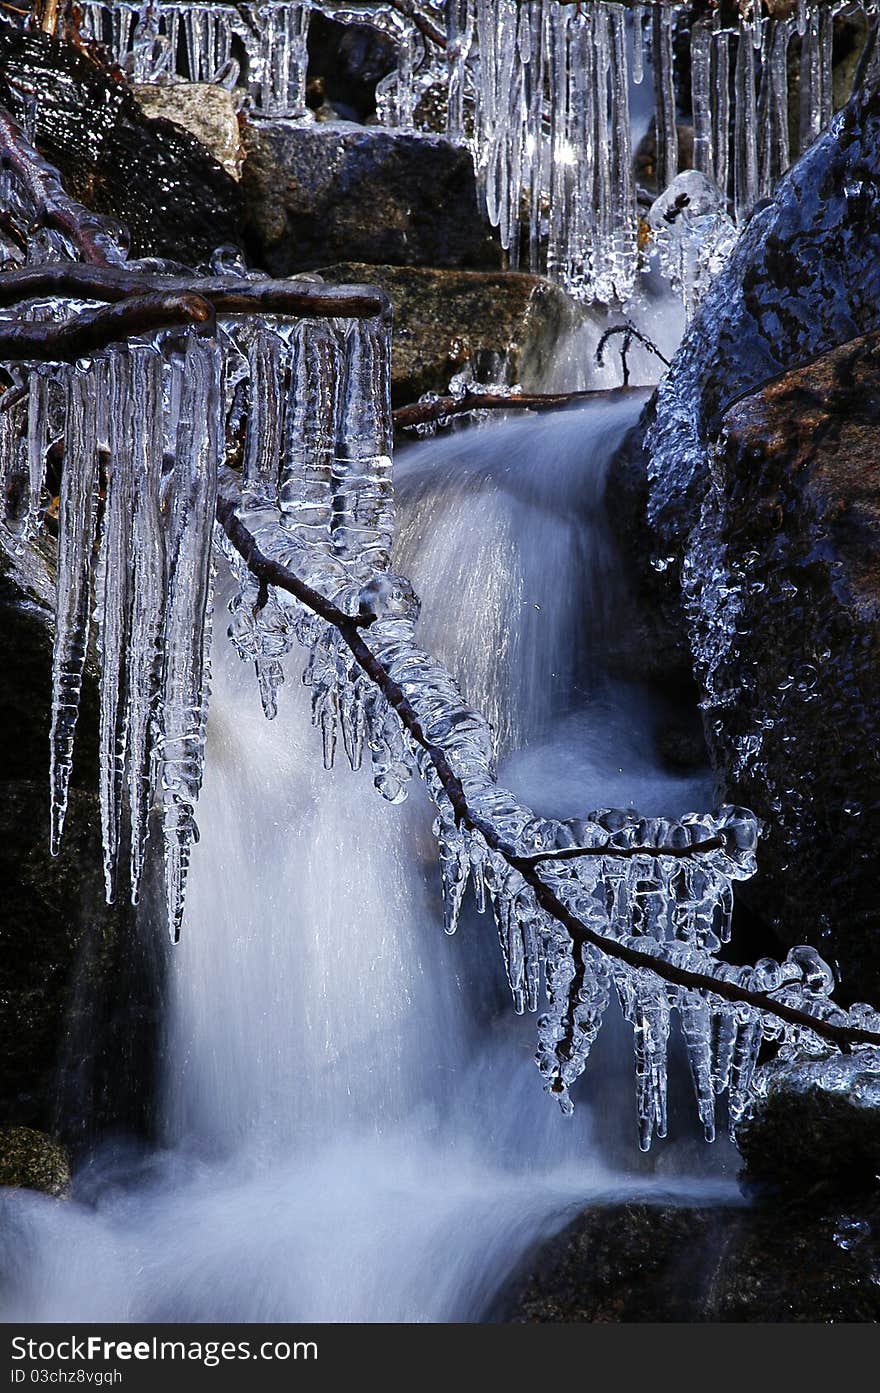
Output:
[
  {"xmin": 0, "ymin": 572, "xmax": 164, "ymax": 1149},
  {"xmin": 602, "ymin": 418, "xmax": 697, "ymax": 692},
  {"xmin": 241, "ymin": 121, "xmax": 502, "ymax": 275},
  {"xmin": 307, "ymin": 14, "xmax": 397, "ymax": 122},
  {"xmin": 510, "ymin": 1196, "xmax": 880, "ymax": 1322},
  {"xmin": 316, "ymin": 262, "xmax": 575, "ymax": 405},
  {"xmin": 705, "ymin": 334, "xmax": 880, "ymax": 993},
  {"xmin": 0, "ymin": 23, "xmax": 243, "ymax": 267},
  {"xmin": 647, "ymin": 79, "xmax": 880, "ymax": 553},
  {"xmin": 737, "ymin": 1050, "xmax": 880, "ymax": 1195},
  {"xmin": 0, "ymin": 1126, "xmax": 69, "ymax": 1196}
]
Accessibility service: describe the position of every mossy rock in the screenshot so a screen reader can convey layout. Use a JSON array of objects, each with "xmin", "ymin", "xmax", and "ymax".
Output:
[{"xmin": 0, "ymin": 1126, "xmax": 69, "ymax": 1197}]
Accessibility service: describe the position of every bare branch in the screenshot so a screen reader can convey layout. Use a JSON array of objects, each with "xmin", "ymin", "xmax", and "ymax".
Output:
[
  {"xmin": 393, "ymin": 386, "xmax": 644, "ymax": 431},
  {"xmin": 215, "ymin": 489, "xmax": 880, "ymax": 1056},
  {"xmin": 0, "ymin": 264, "xmax": 392, "ymax": 321},
  {"xmin": 0, "ymin": 291, "xmax": 214, "ymax": 361}
]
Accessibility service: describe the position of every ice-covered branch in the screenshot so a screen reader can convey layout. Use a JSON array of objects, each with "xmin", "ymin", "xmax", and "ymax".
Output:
[
  {"xmin": 214, "ymin": 485, "xmax": 880, "ymax": 1059},
  {"xmin": 0, "ymin": 265, "xmax": 391, "ymax": 321},
  {"xmin": 0, "ymin": 290, "xmax": 214, "ymax": 361}
]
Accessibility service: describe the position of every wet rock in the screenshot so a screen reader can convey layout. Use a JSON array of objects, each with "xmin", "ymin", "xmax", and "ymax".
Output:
[
  {"xmin": 737, "ymin": 1050, "xmax": 880, "ymax": 1195},
  {"xmin": 0, "ymin": 572, "xmax": 163, "ymax": 1147},
  {"xmin": 241, "ymin": 120, "xmax": 502, "ymax": 276},
  {"xmin": 316, "ymin": 262, "xmax": 574, "ymax": 405},
  {"xmin": 0, "ymin": 25, "xmax": 243, "ymax": 266},
  {"xmin": 0, "ymin": 1126, "xmax": 69, "ymax": 1197},
  {"xmin": 705, "ymin": 333, "xmax": 880, "ymax": 993},
  {"xmin": 510, "ymin": 1196, "xmax": 880, "ymax": 1322},
  {"xmin": 647, "ymin": 79, "xmax": 880, "ymax": 552},
  {"xmin": 133, "ymin": 83, "xmax": 243, "ymax": 181}
]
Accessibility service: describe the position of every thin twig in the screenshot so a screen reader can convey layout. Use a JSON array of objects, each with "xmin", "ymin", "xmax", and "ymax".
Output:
[
  {"xmin": 596, "ymin": 323, "xmax": 670, "ymax": 387},
  {"xmin": 215, "ymin": 489, "xmax": 880, "ymax": 1056}
]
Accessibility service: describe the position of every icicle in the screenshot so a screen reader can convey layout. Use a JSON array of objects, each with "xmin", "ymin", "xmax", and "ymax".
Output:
[
  {"xmin": 126, "ymin": 345, "xmax": 166, "ymax": 905},
  {"xmin": 734, "ymin": 20, "xmax": 759, "ymax": 224},
  {"xmin": 94, "ymin": 350, "xmax": 135, "ymax": 902},
  {"xmin": 49, "ymin": 364, "xmax": 101, "ymax": 856},
  {"xmin": 652, "ymin": 2, "xmax": 679, "ymax": 194},
  {"xmin": 436, "ymin": 816, "xmax": 471, "ymax": 936},
  {"xmin": 758, "ymin": 18, "xmax": 791, "ymax": 199},
  {"xmin": 156, "ymin": 334, "xmax": 221, "ymax": 942},
  {"xmin": 679, "ymin": 990, "xmax": 716, "ymax": 1141},
  {"xmin": 691, "ymin": 22, "xmax": 714, "ymax": 182},
  {"xmin": 608, "ymin": 3, "xmax": 637, "ymax": 302},
  {"xmin": 712, "ymin": 29, "xmax": 731, "ymax": 204},
  {"xmin": 332, "ymin": 317, "xmax": 394, "ymax": 577},
  {"xmin": 631, "ymin": 4, "xmax": 644, "ymax": 86},
  {"xmin": 799, "ymin": 3, "xmax": 824, "ymax": 151},
  {"xmin": 446, "ymin": 0, "xmax": 475, "ymax": 142},
  {"xmin": 280, "ymin": 317, "xmax": 341, "ymax": 548}
]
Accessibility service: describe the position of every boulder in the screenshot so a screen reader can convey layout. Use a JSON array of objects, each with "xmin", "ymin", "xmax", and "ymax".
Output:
[
  {"xmin": 646, "ymin": 80, "xmax": 880, "ymax": 553},
  {"xmin": 702, "ymin": 333, "xmax": 880, "ymax": 994},
  {"xmin": 316, "ymin": 262, "xmax": 576, "ymax": 405},
  {"xmin": 133, "ymin": 83, "xmax": 243, "ymax": 181},
  {"xmin": 0, "ymin": 1126, "xmax": 69, "ymax": 1197},
  {"xmin": 510, "ymin": 1196, "xmax": 880, "ymax": 1322},
  {"xmin": 0, "ymin": 25, "xmax": 243, "ymax": 266},
  {"xmin": 241, "ymin": 120, "xmax": 502, "ymax": 275},
  {"xmin": 737, "ymin": 1050, "xmax": 880, "ymax": 1195}
]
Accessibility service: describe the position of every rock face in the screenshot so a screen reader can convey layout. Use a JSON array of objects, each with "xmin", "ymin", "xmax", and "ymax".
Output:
[
  {"xmin": 0, "ymin": 574, "xmax": 163, "ymax": 1148},
  {"xmin": 0, "ymin": 25, "xmax": 243, "ymax": 266},
  {"xmin": 241, "ymin": 120, "xmax": 502, "ymax": 276},
  {"xmin": 133, "ymin": 83, "xmax": 243, "ymax": 181},
  {"xmin": 0, "ymin": 1126, "xmax": 69, "ymax": 1197},
  {"xmin": 636, "ymin": 76, "xmax": 880, "ymax": 996},
  {"xmin": 701, "ymin": 335, "xmax": 880, "ymax": 990},
  {"xmin": 510, "ymin": 1196, "xmax": 880, "ymax": 1322},
  {"xmin": 317, "ymin": 262, "xmax": 575, "ymax": 404},
  {"xmin": 646, "ymin": 81, "xmax": 880, "ymax": 553}
]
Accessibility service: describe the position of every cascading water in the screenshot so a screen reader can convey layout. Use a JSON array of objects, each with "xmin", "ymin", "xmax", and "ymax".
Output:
[{"xmin": 0, "ymin": 399, "xmax": 740, "ymax": 1324}]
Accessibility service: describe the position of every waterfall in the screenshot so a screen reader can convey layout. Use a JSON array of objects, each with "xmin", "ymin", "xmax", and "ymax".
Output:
[{"xmin": 0, "ymin": 400, "xmax": 741, "ymax": 1323}]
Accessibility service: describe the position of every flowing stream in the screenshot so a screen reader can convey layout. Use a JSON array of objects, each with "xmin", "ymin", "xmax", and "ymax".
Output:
[{"xmin": 1, "ymin": 397, "xmax": 741, "ymax": 1323}]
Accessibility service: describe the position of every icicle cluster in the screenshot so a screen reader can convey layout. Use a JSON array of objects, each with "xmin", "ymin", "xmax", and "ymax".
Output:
[
  {"xmin": 0, "ymin": 330, "xmax": 222, "ymax": 940},
  {"xmin": 78, "ymin": 0, "xmax": 312, "ymax": 115},
  {"xmin": 69, "ymin": 0, "xmax": 866, "ymax": 307}
]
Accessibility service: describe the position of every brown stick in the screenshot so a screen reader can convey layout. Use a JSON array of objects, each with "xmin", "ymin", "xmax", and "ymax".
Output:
[
  {"xmin": 393, "ymin": 386, "xmax": 645, "ymax": 430},
  {"xmin": 0, "ymin": 291, "xmax": 214, "ymax": 361},
  {"xmin": 0, "ymin": 264, "xmax": 392, "ymax": 321},
  {"xmin": 214, "ymin": 490, "xmax": 880, "ymax": 1055}
]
